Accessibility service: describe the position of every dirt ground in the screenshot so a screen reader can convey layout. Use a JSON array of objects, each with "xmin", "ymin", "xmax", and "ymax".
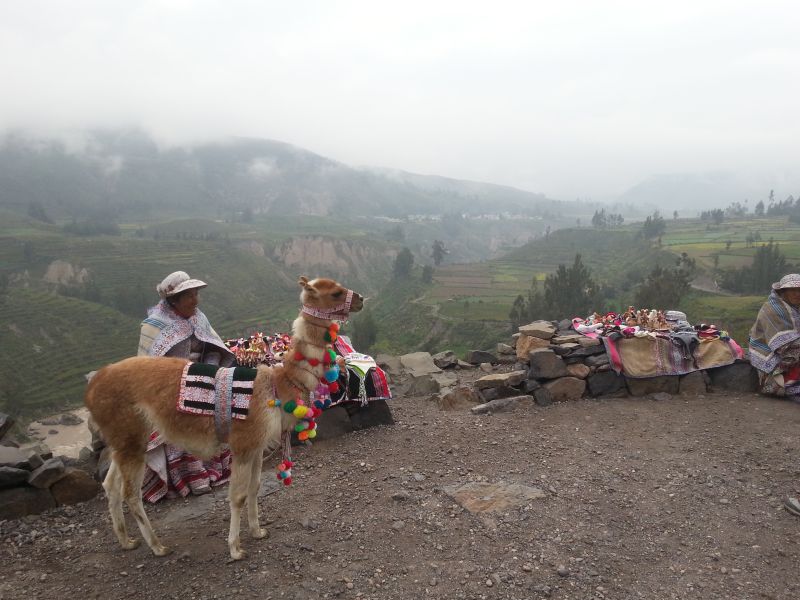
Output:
[{"xmin": 2, "ymin": 386, "xmax": 800, "ymax": 600}]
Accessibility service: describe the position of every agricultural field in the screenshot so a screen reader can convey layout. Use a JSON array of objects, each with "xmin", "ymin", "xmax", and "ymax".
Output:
[{"xmin": 661, "ymin": 216, "xmax": 800, "ymax": 269}]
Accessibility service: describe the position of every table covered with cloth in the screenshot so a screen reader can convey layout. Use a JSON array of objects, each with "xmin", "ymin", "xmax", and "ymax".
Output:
[{"xmin": 602, "ymin": 334, "xmax": 744, "ymax": 378}]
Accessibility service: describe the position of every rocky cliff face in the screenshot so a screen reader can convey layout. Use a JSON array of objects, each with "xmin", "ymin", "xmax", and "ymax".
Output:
[{"xmin": 271, "ymin": 236, "xmax": 394, "ymax": 293}]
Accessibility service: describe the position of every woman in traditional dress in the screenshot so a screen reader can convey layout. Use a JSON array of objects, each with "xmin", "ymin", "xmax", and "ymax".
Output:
[
  {"xmin": 748, "ymin": 272, "xmax": 800, "ymax": 517},
  {"xmin": 138, "ymin": 271, "xmax": 235, "ymax": 503}
]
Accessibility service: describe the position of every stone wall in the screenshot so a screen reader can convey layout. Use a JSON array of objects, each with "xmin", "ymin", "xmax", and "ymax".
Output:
[
  {"xmin": 0, "ymin": 423, "xmax": 101, "ymax": 520},
  {"xmin": 466, "ymin": 320, "xmax": 759, "ymax": 413}
]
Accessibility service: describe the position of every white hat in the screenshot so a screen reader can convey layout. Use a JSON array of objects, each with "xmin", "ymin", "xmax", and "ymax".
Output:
[
  {"xmin": 156, "ymin": 271, "xmax": 207, "ymax": 299},
  {"xmin": 772, "ymin": 273, "xmax": 800, "ymax": 291}
]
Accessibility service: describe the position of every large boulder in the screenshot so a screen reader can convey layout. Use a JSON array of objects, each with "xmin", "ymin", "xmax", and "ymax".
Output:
[
  {"xmin": 585, "ymin": 353, "xmax": 610, "ymax": 367},
  {"xmin": 566, "ymin": 363, "xmax": 591, "ymax": 379},
  {"xmin": 400, "ymin": 352, "xmax": 442, "ymax": 377},
  {"xmin": 566, "ymin": 345, "xmax": 606, "ymax": 358},
  {"xmin": 49, "ymin": 467, "xmax": 102, "ymax": 506},
  {"xmin": 533, "ymin": 387, "xmax": 553, "ymax": 406},
  {"xmin": 706, "ymin": 361, "xmax": 759, "ymax": 392},
  {"xmin": 0, "ymin": 412, "xmax": 14, "ymax": 441},
  {"xmin": 0, "ymin": 486, "xmax": 56, "ymax": 520},
  {"xmin": 528, "ymin": 349, "xmax": 567, "ymax": 380},
  {"xmin": 679, "ymin": 371, "xmax": 709, "ymax": 395},
  {"xmin": 465, "ymin": 350, "xmax": 498, "ymax": 365},
  {"xmin": 28, "ymin": 458, "xmax": 66, "ymax": 489},
  {"xmin": 375, "ymin": 354, "xmax": 403, "ymax": 377},
  {"xmin": 0, "ymin": 446, "xmax": 33, "ymax": 470},
  {"xmin": 543, "ymin": 377, "xmax": 586, "ymax": 402},
  {"xmin": 550, "ymin": 343, "xmax": 578, "ymax": 356},
  {"xmin": 437, "ymin": 386, "xmax": 482, "ymax": 411},
  {"xmin": 343, "ymin": 399, "xmax": 395, "ymax": 430},
  {"xmin": 518, "ymin": 321, "xmax": 556, "ymax": 340},
  {"xmin": 432, "ymin": 351, "xmax": 459, "ymax": 369},
  {"xmin": 587, "ymin": 371, "xmax": 626, "ymax": 396},
  {"xmin": 625, "ymin": 376, "xmax": 680, "ymax": 396},
  {"xmin": 315, "ymin": 405, "xmax": 355, "ymax": 439},
  {"xmin": 515, "ymin": 335, "xmax": 550, "ymax": 360},
  {"xmin": 474, "ymin": 370, "xmax": 527, "ymax": 390},
  {"xmin": 478, "ymin": 386, "xmax": 525, "ymax": 402},
  {"xmin": 0, "ymin": 467, "xmax": 30, "ymax": 489},
  {"xmin": 406, "ymin": 374, "xmax": 441, "ymax": 396}
]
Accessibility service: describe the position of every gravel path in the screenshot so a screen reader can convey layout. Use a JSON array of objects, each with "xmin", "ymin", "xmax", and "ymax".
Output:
[{"xmin": 2, "ymin": 389, "xmax": 799, "ymax": 600}]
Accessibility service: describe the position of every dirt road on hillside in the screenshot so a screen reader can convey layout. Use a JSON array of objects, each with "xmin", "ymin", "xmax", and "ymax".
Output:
[{"xmin": 2, "ymin": 384, "xmax": 800, "ymax": 600}]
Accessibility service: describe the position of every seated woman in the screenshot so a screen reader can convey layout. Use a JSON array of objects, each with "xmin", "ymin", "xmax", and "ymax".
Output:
[
  {"xmin": 138, "ymin": 271, "xmax": 236, "ymax": 503},
  {"xmin": 748, "ymin": 273, "xmax": 800, "ymax": 518},
  {"xmin": 748, "ymin": 273, "xmax": 800, "ymax": 402}
]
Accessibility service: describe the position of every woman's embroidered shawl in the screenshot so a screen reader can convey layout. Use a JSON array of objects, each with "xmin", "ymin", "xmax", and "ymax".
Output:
[
  {"xmin": 748, "ymin": 290, "xmax": 800, "ymax": 373},
  {"xmin": 138, "ymin": 300, "xmax": 234, "ymax": 365}
]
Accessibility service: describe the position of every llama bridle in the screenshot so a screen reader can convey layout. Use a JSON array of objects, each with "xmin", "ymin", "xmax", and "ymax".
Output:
[{"xmin": 301, "ymin": 289, "xmax": 354, "ymax": 321}]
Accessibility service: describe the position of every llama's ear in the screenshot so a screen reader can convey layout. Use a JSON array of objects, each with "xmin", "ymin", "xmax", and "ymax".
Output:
[{"xmin": 298, "ymin": 276, "xmax": 310, "ymax": 289}]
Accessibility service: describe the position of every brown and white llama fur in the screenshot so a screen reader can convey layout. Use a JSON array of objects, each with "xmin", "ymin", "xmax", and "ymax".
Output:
[{"xmin": 85, "ymin": 276, "xmax": 363, "ymax": 560}]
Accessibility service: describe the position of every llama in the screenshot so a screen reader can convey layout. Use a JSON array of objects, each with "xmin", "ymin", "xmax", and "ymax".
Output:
[{"xmin": 85, "ymin": 276, "xmax": 363, "ymax": 560}]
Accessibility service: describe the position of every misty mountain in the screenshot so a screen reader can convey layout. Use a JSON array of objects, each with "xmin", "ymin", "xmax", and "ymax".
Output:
[
  {"xmin": 616, "ymin": 171, "xmax": 799, "ymax": 213},
  {"xmin": 0, "ymin": 130, "xmax": 566, "ymax": 221}
]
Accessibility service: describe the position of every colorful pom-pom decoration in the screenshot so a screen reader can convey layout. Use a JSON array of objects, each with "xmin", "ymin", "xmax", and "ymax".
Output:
[
  {"xmin": 283, "ymin": 399, "xmax": 297, "ymax": 414},
  {"xmin": 324, "ymin": 366, "xmax": 339, "ymax": 382},
  {"xmin": 268, "ymin": 399, "xmax": 281, "ymax": 407},
  {"xmin": 298, "ymin": 430, "xmax": 309, "ymax": 441},
  {"xmin": 293, "ymin": 405, "xmax": 309, "ymax": 419},
  {"xmin": 308, "ymin": 429, "xmax": 317, "ymax": 439}
]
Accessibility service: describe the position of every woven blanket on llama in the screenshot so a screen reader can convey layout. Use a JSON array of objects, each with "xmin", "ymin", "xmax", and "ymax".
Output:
[{"xmin": 177, "ymin": 363, "xmax": 258, "ymax": 437}]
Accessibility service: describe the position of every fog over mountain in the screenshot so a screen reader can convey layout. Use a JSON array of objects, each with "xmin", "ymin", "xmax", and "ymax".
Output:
[
  {"xmin": 615, "ymin": 170, "xmax": 800, "ymax": 213},
  {"xmin": 1, "ymin": 2, "xmax": 799, "ymax": 201},
  {"xmin": 0, "ymin": 130, "xmax": 569, "ymax": 220}
]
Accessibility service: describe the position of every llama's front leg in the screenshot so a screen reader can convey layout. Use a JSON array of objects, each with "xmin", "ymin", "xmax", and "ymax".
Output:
[
  {"xmin": 121, "ymin": 458, "xmax": 170, "ymax": 556},
  {"xmin": 103, "ymin": 459, "xmax": 140, "ymax": 550},
  {"xmin": 247, "ymin": 451, "xmax": 267, "ymax": 539},
  {"xmin": 228, "ymin": 454, "xmax": 253, "ymax": 560}
]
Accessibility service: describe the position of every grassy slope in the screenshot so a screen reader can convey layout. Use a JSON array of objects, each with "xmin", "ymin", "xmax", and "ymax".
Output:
[{"xmin": 0, "ymin": 288, "xmax": 138, "ymax": 419}]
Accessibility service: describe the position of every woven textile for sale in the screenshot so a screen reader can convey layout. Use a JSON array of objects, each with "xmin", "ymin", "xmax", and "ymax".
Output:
[{"xmin": 603, "ymin": 335, "xmax": 743, "ymax": 378}]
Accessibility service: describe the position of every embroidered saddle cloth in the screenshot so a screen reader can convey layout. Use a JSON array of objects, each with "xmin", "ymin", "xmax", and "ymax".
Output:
[{"xmin": 177, "ymin": 362, "xmax": 258, "ymax": 441}]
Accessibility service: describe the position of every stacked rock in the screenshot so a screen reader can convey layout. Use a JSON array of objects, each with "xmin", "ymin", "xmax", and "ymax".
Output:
[
  {"xmin": 466, "ymin": 320, "xmax": 758, "ymax": 413},
  {"xmin": 0, "ymin": 443, "xmax": 101, "ymax": 520}
]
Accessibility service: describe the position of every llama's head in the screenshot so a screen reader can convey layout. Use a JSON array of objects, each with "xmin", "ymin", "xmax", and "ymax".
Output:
[{"xmin": 298, "ymin": 276, "xmax": 364, "ymax": 320}]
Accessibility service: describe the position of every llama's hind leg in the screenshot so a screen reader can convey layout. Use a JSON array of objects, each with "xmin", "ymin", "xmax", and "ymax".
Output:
[
  {"xmin": 228, "ymin": 452, "xmax": 255, "ymax": 560},
  {"xmin": 119, "ymin": 454, "xmax": 170, "ymax": 556},
  {"xmin": 103, "ymin": 458, "xmax": 140, "ymax": 550},
  {"xmin": 247, "ymin": 451, "xmax": 267, "ymax": 539}
]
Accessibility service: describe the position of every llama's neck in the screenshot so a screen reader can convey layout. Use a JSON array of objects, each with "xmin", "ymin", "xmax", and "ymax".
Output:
[{"xmin": 273, "ymin": 312, "xmax": 332, "ymax": 399}]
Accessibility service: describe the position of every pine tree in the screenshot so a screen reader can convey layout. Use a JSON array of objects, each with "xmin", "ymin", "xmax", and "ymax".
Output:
[{"xmin": 393, "ymin": 248, "xmax": 414, "ymax": 278}]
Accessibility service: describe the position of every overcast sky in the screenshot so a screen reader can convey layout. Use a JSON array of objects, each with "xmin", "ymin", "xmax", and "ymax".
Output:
[{"xmin": 1, "ymin": 1, "xmax": 799, "ymax": 199}]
